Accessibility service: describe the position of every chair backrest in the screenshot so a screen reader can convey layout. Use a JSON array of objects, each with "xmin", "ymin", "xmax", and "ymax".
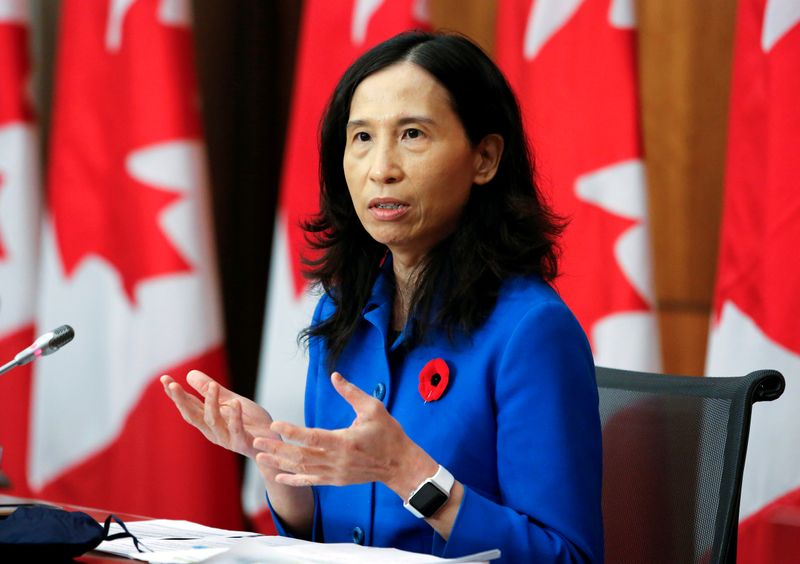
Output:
[{"xmin": 596, "ymin": 367, "xmax": 784, "ymax": 564}]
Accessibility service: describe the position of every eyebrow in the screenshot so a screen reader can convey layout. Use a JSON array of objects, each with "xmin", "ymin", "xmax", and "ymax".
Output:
[{"xmin": 346, "ymin": 115, "xmax": 437, "ymax": 129}]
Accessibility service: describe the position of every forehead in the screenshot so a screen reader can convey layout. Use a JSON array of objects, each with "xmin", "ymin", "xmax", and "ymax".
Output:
[{"xmin": 348, "ymin": 62, "xmax": 452, "ymax": 118}]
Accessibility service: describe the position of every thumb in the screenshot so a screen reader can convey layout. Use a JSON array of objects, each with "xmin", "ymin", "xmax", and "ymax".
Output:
[
  {"xmin": 331, "ymin": 372, "xmax": 375, "ymax": 415},
  {"xmin": 186, "ymin": 370, "xmax": 216, "ymax": 396}
]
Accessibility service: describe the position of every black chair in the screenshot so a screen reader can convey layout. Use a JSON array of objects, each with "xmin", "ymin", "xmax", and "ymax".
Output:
[{"xmin": 596, "ymin": 367, "xmax": 784, "ymax": 564}]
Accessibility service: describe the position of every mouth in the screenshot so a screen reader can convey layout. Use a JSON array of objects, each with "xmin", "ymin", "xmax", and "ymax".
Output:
[
  {"xmin": 368, "ymin": 197, "xmax": 409, "ymax": 210},
  {"xmin": 368, "ymin": 198, "xmax": 410, "ymax": 220}
]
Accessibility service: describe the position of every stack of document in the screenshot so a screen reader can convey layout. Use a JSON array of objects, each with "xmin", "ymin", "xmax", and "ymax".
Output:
[
  {"xmin": 97, "ymin": 519, "xmax": 500, "ymax": 563},
  {"xmin": 97, "ymin": 519, "xmax": 260, "ymax": 561}
]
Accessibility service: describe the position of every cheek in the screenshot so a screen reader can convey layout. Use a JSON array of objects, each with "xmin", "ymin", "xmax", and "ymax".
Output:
[
  {"xmin": 342, "ymin": 166, "xmax": 359, "ymax": 201},
  {"xmin": 343, "ymin": 157, "xmax": 367, "ymax": 195},
  {"xmin": 424, "ymin": 158, "xmax": 474, "ymax": 209},
  {"xmin": 345, "ymin": 184, "xmax": 364, "ymax": 224},
  {"xmin": 343, "ymin": 172, "xmax": 370, "ymax": 227}
]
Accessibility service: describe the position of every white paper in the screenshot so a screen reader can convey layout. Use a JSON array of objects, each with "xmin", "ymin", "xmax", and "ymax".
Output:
[
  {"xmin": 205, "ymin": 537, "xmax": 501, "ymax": 563},
  {"xmin": 129, "ymin": 547, "xmax": 228, "ymax": 563},
  {"xmin": 95, "ymin": 518, "xmax": 500, "ymax": 563},
  {"xmin": 96, "ymin": 519, "xmax": 261, "ymax": 558}
]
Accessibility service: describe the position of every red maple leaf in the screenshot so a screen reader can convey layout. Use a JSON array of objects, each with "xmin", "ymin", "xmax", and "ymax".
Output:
[
  {"xmin": 280, "ymin": 0, "xmax": 429, "ymax": 297},
  {"xmin": 0, "ymin": 20, "xmax": 32, "ymax": 126},
  {"xmin": 497, "ymin": 0, "xmax": 649, "ymax": 334},
  {"xmin": 47, "ymin": 0, "xmax": 199, "ymax": 302},
  {"xmin": 713, "ymin": 11, "xmax": 800, "ymax": 354},
  {"xmin": 0, "ymin": 19, "xmax": 34, "ymax": 263}
]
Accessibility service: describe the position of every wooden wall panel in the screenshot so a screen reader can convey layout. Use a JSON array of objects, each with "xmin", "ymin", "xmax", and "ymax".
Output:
[
  {"xmin": 29, "ymin": 1, "xmax": 739, "ymax": 384},
  {"xmin": 638, "ymin": 0, "xmax": 737, "ymax": 374},
  {"xmin": 430, "ymin": 0, "xmax": 497, "ymax": 54},
  {"xmin": 431, "ymin": 0, "xmax": 738, "ymax": 375}
]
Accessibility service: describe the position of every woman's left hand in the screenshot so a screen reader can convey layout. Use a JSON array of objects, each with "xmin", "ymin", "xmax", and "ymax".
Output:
[{"xmin": 253, "ymin": 372, "xmax": 437, "ymax": 499}]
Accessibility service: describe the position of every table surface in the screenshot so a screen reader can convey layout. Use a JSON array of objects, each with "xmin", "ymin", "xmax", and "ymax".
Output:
[{"xmin": 1, "ymin": 494, "xmax": 153, "ymax": 562}]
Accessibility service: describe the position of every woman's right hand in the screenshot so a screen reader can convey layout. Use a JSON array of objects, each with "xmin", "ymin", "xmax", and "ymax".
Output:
[
  {"xmin": 163, "ymin": 370, "xmax": 315, "ymax": 535},
  {"xmin": 160, "ymin": 370, "xmax": 278, "ymax": 460}
]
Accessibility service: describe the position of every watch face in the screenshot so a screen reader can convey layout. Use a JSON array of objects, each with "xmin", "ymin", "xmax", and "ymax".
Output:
[{"xmin": 410, "ymin": 482, "xmax": 448, "ymax": 518}]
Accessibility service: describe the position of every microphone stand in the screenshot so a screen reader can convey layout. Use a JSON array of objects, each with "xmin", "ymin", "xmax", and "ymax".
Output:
[
  {"xmin": 0, "ymin": 325, "xmax": 75, "ymax": 491},
  {"xmin": 0, "ymin": 448, "xmax": 10, "ymax": 489}
]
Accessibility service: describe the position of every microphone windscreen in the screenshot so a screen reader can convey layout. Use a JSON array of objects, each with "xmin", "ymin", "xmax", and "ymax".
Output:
[{"xmin": 51, "ymin": 325, "xmax": 75, "ymax": 349}]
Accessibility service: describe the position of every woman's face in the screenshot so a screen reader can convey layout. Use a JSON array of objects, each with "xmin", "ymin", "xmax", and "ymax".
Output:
[{"xmin": 343, "ymin": 62, "xmax": 484, "ymax": 262}]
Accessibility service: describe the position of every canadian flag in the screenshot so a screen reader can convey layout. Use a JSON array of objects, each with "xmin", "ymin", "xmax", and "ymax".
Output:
[
  {"xmin": 33, "ymin": 0, "xmax": 242, "ymax": 527},
  {"xmin": 242, "ymin": 0, "xmax": 429, "ymax": 532},
  {"xmin": 705, "ymin": 0, "xmax": 800, "ymax": 561},
  {"xmin": 495, "ymin": 0, "xmax": 660, "ymax": 371},
  {"xmin": 0, "ymin": 0, "xmax": 40, "ymax": 497}
]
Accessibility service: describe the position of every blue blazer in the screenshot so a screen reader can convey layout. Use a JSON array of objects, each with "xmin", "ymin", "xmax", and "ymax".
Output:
[{"xmin": 270, "ymin": 265, "xmax": 604, "ymax": 563}]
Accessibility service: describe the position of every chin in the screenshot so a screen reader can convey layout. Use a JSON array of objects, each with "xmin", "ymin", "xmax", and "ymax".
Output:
[{"xmin": 365, "ymin": 228, "xmax": 405, "ymax": 248}]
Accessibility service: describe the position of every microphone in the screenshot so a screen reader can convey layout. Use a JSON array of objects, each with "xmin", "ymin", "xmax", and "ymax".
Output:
[{"xmin": 0, "ymin": 325, "xmax": 75, "ymax": 376}]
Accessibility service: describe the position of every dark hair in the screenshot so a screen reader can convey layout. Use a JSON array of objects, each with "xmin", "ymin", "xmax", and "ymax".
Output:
[{"xmin": 302, "ymin": 31, "xmax": 564, "ymax": 364}]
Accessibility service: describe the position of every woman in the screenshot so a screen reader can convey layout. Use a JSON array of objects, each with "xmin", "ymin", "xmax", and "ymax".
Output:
[{"xmin": 161, "ymin": 31, "xmax": 603, "ymax": 562}]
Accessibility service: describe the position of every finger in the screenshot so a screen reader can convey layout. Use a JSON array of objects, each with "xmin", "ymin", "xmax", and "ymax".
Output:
[
  {"xmin": 330, "ymin": 372, "xmax": 379, "ymax": 415},
  {"xmin": 163, "ymin": 381, "xmax": 219, "ymax": 443},
  {"xmin": 255, "ymin": 435, "xmax": 328, "ymax": 473},
  {"xmin": 163, "ymin": 378, "xmax": 203, "ymax": 418},
  {"xmin": 161, "ymin": 375, "xmax": 188, "ymax": 399},
  {"xmin": 227, "ymin": 399, "xmax": 245, "ymax": 438},
  {"xmin": 203, "ymin": 381, "xmax": 225, "ymax": 431},
  {"xmin": 185, "ymin": 369, "xmax": 212, "ymax": 393},
  {"xmin": 253, "ymin": 436, "xmax": 283, "ymax": 452},
  {"xmin": 227, "ymin": 399, "xmax": 260, "ymax": 450},
  {"xmin": 274, "ymin": 472, "xmax": 318, "ymax": 488},
  {"xmin": 254, "ymin": 452, "xmax": 317, "ymax": 485},
  {"xmin": 160, "ymin": 375, "xmax": 177, "ymax": 400},
  {"xmin": 187, "ymin": 369, "xmax": 241, "ymax": 405},
  {"xmin": 271, "ymin": 421, "xmax": 339, "ymax": 449},
  {"xmin": 256, "ymin": 436, "xmax": 325, "ymax": 461},
  {"xmin": 162, "ymin": 375, "xmax": 196, "ymax": 409},
  {"xmin": 258, "ymin": 448, "xmax": 329, "ymax": 477},
  {"xmin": 254, "ymin": 437, "xmax": 330, "ymax": 479}
]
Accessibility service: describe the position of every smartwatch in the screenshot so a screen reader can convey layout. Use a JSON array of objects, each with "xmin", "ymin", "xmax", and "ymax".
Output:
[{"xmin": 403, "ymin": 465, "xmax": 455, "ymax": 519}]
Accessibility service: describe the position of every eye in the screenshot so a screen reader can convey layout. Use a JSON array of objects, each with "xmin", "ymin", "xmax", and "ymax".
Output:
[
  {"xmin": 354, "ymin": 131, "xmax": 371, "ymax": 143},
  {"xmin": 402, "ymin": 128, "xmax": 424, "ymax": 140}
]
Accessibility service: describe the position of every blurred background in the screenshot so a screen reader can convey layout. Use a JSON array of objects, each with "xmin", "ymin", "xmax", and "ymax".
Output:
[
  {"xmin": 2, "ymin": 0, "xmax": 797, "ymax": 561},
  {"xmin": 25, "ymin": 0, "xmax": 735, "ymax": 386}
]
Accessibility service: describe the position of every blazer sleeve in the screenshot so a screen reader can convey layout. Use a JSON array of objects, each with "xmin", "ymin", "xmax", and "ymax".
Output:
[{"xmin": 434, "ymin": 300, "xmax": 604, "ymax": 563}]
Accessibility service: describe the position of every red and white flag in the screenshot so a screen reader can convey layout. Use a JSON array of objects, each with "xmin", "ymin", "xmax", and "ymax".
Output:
[
  {"xmin": 706, "ymin": 0, "xmax": 800, "ymax": 560},
  {"xmin": 33, "ymin": 0, "xmax": 241, "ymax": 527},
  {"xmin": 0, "ymin": 0, "xmax": 41, "ymax": 497},
  {"xmin": 495, "ymin": 0, "xmax": 660, "ymax": 371},
  {"xmin": 243, "ymin": 0, "xmax": 429, "ymax": 532}
]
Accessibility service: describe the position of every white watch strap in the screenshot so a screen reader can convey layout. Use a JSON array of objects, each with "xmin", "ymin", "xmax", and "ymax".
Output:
[
  {"xmin": 403, "ymin": 465, "xmax": 455, "ymax": 518},
  {"xmin": 430, "ymin": 465, "xmax": 455, "ymax": 494}
]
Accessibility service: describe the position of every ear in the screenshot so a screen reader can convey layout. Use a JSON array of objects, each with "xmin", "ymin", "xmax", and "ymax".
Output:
[{"xmin": 472, "ymin": 134, "xmax": 504, "ymax": 186}]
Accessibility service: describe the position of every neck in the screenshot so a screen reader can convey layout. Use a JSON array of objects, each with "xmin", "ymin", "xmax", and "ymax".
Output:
[{"xmin": 390, "ymin": 249, "xmax": 425, "ymax": 331}]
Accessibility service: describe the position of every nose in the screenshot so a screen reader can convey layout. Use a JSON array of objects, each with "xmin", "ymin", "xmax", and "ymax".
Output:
[{"xmin": 368, "ymin": 140, "xmax": 403, "ymax": 185}]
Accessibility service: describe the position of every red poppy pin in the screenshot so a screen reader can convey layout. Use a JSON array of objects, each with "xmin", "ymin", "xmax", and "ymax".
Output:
[{"xmin": 418, "ymin": 358, "xmax": 450, "ymax": 403}]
